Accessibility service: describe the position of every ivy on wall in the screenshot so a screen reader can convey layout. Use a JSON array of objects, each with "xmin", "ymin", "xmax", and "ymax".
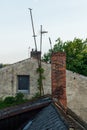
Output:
[{"xmin": 36, "ymin": 65, "xmax": 45, "ymax": 96}]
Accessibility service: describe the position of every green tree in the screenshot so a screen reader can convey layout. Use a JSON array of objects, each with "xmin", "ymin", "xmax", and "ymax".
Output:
[
  {"xmin": 43, "ymin": 38, "xmax": 87, "ymax": 76},
  {"xmin": 42, "ymin": 38, "xmax": 64, "ymax": 63},
  {"xmin": 64, "ymin": 38, "xmax": 87, "ymax": 75}
]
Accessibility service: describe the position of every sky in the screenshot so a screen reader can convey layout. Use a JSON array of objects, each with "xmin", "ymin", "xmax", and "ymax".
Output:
[{"xmin": 0, "ymin": 0, "xmax": 87, "ymax": 63}]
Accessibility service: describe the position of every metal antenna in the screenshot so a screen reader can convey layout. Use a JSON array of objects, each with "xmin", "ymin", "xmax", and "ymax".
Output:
[
  {"xmin": 49, "ymin": 37, "xmax": 53, "ymax": 52},
  {"xmin": 28, "ymin": 8, "xmax": 37, "ymax": 51},
  {"xmin": 40, "ymin": 25, "xmax": 42, "ymax": 53},
  {"xmin": 40, "ymin": 25, "xmax": 48, "ymax": 53}
]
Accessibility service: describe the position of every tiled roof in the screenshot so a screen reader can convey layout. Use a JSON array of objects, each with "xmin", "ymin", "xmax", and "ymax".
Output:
[
  {"xmin": 0, "ymin": 96, "xmax": 87, "ymax": 130},
  {"xmin": 23, "ymin": 104, "xmax": 68, "ymax": 130},
  {"xmin": 0, "ymin": 97, "xmax": 51, "ymax": 120}
]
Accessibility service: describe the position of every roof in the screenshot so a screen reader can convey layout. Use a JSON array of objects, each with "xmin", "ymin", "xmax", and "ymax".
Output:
[
  {"xmin": 23, "ymin": 104, "xmax": 68, "ymax": 130},
  {"xmin": 0, "ymin": 97, "xmax": 51, "ymax": 120},
  {"xmin": 0, "ymin": 95, "xmax": 87, "ymax": 130}
]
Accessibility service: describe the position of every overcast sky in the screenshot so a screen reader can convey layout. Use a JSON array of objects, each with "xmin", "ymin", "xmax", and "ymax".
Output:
[{"xmin": 0, "ymin": 0, "xmax": 87, "ymax": 63}]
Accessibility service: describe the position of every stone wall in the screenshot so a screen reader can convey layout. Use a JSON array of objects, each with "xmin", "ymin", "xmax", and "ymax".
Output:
[
  {"xmin": 66, "ymin": 70, "xmax": 87, "ymax": 122},
  {"xmin": 0, "ymin": 58, "xmax": 51, "ymax": 99},
  {"xmin": 0, "ymin": 58, "xmax": 87, "ymax": 122}
]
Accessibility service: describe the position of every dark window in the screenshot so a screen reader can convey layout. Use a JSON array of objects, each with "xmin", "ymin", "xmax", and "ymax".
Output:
[{"xmin": 17, "ymin": 75, "xmax": 30, "ymax": 93}]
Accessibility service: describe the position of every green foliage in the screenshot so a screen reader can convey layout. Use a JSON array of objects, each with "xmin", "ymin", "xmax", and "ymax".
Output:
[
  {"xmin": 15, "ymin": 92, "xmax": 24, "ymax": 103},
  {"xmin": 42, "ymin": 50, "xmax": 52, "ymax": 63},
  {"xmin": 64, "ymin": 38, "xmax": 87, "ymax": 76},
  {"xmin": 4, "ymin": 96, "xmax": 15, "ymax": 104},
  {"xmin": 54, "ymin": 38, "xmax": 64, "ymax": 52},
  {"xmin": 0, "ymin": 93, "xmax": 27, "ymax": 109},
  {"xmin": 31, "ymin": 92, "xmax": 40, "ymax": 99},
  {"xmin": 36, "ymin": 67, "xmax": 45, "ymax": 89},
  {"xmin": 36, "ymin": 66, "xmax": 45, "ymax": 96},
  {"xmin": 42, "ymin": 38, "xmax": 64, "ymax": 63},
  {"xmin": 43, "ymin": 37, "xmax": 87, "ymax": 76},
  {"xmin": 37, "ymin": 75, "xmax": 45, "ymax": 90},
  {"xmin": 36, "ymin": 67, "xmax": 44, "ymax": 73},
  {"xmin": 0, "ymin": 96, "xmax": 16, "ymax": 109}
]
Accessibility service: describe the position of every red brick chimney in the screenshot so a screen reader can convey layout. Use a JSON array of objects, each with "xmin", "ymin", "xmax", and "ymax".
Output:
[{"xmin": 51, "ymin": 52, "xmax": 67, "ymax": 108}]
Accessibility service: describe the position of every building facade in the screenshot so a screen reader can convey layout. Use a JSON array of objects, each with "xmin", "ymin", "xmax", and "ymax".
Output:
[
  {"xmin": 0, "ymin": 58, "xmax": 51, "ymax": 98},
  {"xmin": 0, "ymin": 52, "xmax": 87, "ymax": 122}
]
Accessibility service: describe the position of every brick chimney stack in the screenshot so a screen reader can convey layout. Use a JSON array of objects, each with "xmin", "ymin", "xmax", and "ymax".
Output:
[{"xmin": 51, "ymin": 52, "xmax": 67, "ymax": 108}]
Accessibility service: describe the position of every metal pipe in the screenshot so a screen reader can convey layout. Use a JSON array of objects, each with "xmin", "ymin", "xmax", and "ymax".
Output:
[
  {"xmin": 40, "ymin": 25, "xmax": 42, "ymax": 53},
  {"xmin": 49, "ymin": 37, "xmax": 53, "ymax": 52}
]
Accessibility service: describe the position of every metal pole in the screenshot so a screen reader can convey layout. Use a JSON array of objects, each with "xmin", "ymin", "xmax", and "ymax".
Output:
[
  {"xmin": 40, "ymin": 25, "xmax": 42, "ymax": 53},
  {"xmin": 39, "ymin": 25, "xmax": 42, "ymax": 96},
  {"xmin": 40, "ymin": 25, "xmax": 48, "ymax": 53},
  {"xmin": 49, "ymin": 37, "xmax": 53, "ymax": 52},
  {"xmin": 28, "ymin": 8, "xmax": 37, "ymax": 51}
]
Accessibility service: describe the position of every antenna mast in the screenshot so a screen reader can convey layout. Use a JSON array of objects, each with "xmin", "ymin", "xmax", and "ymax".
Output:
[
  {"xmin": 49, "ymin": 37, "xmax": 53, "ymax": 52},
  {"xmin": 28, "ymin": 8, "xmax": 37, "ymax": 51},
  {"xmin": 40, "ymin": 25, "xmax": 48, "ymax": 53}
]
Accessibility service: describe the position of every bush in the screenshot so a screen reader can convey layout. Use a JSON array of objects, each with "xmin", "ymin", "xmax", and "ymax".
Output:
[
  {"xmin": 0, "ymin": 93, "xmax": 28, "ymax": 109},
  {"xmin": 4, "ymin": 96, "xmax": 15, "ymax": 104},
  {"xmin": 32, "ymin": 92, "xmax": 40, "ymax": 99},
  {"xmin": 15, "ymin": 92, "xmax": 24, "ymax": 103}
]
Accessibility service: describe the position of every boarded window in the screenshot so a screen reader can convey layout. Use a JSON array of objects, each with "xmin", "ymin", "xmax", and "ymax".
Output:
[{"xmin": 17, "ymin": 75, "xmax": 30, "ymax": 93}]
